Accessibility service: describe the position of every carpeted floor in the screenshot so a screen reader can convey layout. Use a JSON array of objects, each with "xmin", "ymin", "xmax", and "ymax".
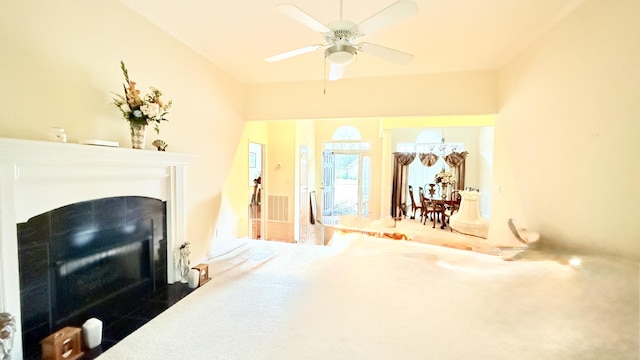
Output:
[{"xmin": 100, "ymin": 235, "xmax": 639, "ymax": 359}]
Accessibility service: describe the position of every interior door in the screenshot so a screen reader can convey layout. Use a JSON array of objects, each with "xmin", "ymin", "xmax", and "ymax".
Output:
[
  {"xmin": 298, "ymin": 145, "xmax": 309, "ymax": 244},
  {"xmin": 360, "ymin": 154, "xmax": 371, "ymax": 218},
  {"xmin": 321, "ymin": 150, "xmax": 335, "ymax": 220}
]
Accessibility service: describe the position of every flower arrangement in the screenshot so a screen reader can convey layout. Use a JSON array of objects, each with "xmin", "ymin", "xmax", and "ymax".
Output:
[
  {"xmin": 435, "ymin": 169, "xmax": 456, "ymax": 185},
  {"xmin": 113, "ymin": 61, "xmax": 172, "ymax": 134}
]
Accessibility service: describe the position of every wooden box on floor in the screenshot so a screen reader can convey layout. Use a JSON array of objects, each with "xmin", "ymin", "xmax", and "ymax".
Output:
[
  {"xmin": 41, "ymin": 326, "xmax": 84, "ymax": 360},
  {"xmin": 192, "ymin": 263, "xmax": 210, "ymax": 286}
]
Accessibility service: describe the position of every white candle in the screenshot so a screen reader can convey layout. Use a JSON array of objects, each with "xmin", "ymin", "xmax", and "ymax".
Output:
[{"xmin": 188, "ymin": 269, "xmax": 200, "ymax": 288}]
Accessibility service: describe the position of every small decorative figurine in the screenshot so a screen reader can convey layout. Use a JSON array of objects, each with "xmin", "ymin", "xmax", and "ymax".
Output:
[
  {"xmin": 152, "ymin": 139, "xmax": 168, "ymax": 151},
  {"xmin": 175, "ymin": 242, "xmax": 191, "ymax": 283},
  {"xmin": 0, "ymin": 313, "xmax": 17, "ymax": 360}
]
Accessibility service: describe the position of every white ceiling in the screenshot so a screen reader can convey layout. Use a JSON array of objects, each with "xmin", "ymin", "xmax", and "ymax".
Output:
[{"xmin": 121, "ymin": 0, "xmax": 584, "ymax": 84}]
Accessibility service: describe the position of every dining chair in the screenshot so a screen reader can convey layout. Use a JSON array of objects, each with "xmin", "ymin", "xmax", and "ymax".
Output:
[
  {"xmin": 425, "ymin": 183, "xmax": 437, "ymax": 198},
  {"xmin": 442, "ymin": 190, "xmax": 461, "ymax": 228},
  {"xmin": 421, "ymin": 194, "xmax": 435, "ymax": 225},
  {"xmin": 408, "ymin": 185, "xmax": 422, "ymax": 219}
]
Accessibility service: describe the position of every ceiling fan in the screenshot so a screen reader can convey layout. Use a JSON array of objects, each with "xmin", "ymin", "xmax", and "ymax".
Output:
[{"xmin": 265, "ymin": 0, "xmax": 419, "ymax": 81}]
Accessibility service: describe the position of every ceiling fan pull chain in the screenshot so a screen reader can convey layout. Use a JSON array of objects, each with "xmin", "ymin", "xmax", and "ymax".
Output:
[{"xmin": 323, "ymin": 58, "xmax": 327, "ymax": 95}]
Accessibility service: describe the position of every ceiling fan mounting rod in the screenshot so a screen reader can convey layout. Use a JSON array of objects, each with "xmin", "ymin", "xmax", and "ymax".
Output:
[{"xmin": 325, "ymin": 28, "xmax": 357, "ymax": 44}]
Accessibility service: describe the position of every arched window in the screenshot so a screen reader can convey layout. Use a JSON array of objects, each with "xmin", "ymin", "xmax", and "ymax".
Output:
[
  {"xmin": 325, "ymin": 126, "xmax": 369, "ymax": 151},
  {"xmin": 332, "ymin": 126, "xmax": 361, "ymax": 140}
]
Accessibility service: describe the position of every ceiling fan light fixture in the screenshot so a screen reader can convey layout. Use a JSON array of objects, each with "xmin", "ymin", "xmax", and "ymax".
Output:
[
  {"xmin": 328, "ymin": 51, "xmax": 353, "ymax": 65},
  {"xmin": 325, "ymin": 44, "xmax": 356, "ymax": 65}
]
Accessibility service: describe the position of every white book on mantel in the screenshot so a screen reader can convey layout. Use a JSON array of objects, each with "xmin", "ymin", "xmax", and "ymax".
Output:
[{"xmin": 78, "ymin": 139, "xmax": 120, "ymax": 147}]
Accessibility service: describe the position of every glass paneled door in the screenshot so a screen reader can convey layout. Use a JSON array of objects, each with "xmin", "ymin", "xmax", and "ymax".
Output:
[{"xmin": 321, "ymin": 150, "xmax": 370, "ymax": 226}]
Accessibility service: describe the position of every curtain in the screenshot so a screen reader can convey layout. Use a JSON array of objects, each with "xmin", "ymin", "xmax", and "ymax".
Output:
[
  {"xmin": 444, "ymin": 151, "xmax": 469, "ymax": 190},
  {"xmin": 418, "ymin": 152, "xmax": 439, "ymax": 167},
  {"xmin": 390, "ymin": 152, "xmax": 416, "ymax": 219}
]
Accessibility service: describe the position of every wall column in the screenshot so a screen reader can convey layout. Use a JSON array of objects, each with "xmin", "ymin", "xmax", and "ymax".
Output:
[{"xmin": 380, "ymin": 129, "xmax": 392, "ymax": 218}]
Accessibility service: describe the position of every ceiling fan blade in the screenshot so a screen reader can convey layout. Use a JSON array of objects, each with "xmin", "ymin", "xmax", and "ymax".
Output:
[
  {"xmin": 265, "ymin": 45, "xmax": 323, "ymax": 62},
  {"xmin": 359, "ymin": 42, "xmax": 414, "ymax": 64},
  {"xmin": 357, "ymin": 0, "xmax": 418, "ymax": 36},
  {"xmin": 277, "ymin": 4, "xmax": 330, "ymax": 33},
  {"xmin": 329, "ymin": 63, "xmax": 344, "ymax": 81}
]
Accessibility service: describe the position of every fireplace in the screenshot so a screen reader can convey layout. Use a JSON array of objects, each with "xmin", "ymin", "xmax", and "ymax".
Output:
[
  {"xmin": 18, "ymin": 196, "xmax": 167, "ymax": 352},
  {"xmin": 0, "ymin": 137, "xmax": 196, "ymax": 359}
]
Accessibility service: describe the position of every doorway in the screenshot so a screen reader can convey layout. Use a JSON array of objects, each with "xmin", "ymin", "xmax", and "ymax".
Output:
[
  {"xmin": 322, "ymin": 150, "xmax": 370, "ymax": 226},
  {"xmin": 298, "ymin": 145, "xmax": 316, "ymax": 244},
  {"xmin": 248, "ymin": 142, "xmax": 265, "ymax": 239},
  {"xmin": 321, "ymin": 126, "xmax": 371, "ymax": 227}
]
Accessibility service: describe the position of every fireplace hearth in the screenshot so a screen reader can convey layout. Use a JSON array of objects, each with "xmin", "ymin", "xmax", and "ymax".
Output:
[{"xmin": 18, "ymin": 196, "xmax": 167, "ymax": 353}]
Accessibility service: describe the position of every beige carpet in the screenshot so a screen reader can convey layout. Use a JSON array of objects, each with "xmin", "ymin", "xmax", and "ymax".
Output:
[{"xmin": 100, "ymin": 235, "xmax": 638, "ymax": 359}]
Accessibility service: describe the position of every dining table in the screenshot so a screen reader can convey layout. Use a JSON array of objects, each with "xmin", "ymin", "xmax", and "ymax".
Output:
[{"xmin": 422, "ymin": 197, "xmax": 449, "ymax": 229}]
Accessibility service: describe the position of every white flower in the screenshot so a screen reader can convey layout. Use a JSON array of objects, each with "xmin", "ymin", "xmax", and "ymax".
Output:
[
  {"xmin": 141, "ymin": 102, "xmax": 161, "ymax": 119},
  {"xmin": 435, "ymin": 169, "xmax": 456, "ymax": 184},
  {"xmin": 114, "ymin": 62, "xmax": 172, "ymax": 134}
]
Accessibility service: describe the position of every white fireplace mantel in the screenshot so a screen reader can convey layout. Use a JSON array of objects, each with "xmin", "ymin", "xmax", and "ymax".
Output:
[{"xmin": 0, "ymin": 137, "xmax": 197, "ymax": 358}]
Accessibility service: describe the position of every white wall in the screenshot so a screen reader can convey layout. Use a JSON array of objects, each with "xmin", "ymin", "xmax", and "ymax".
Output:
[
  {"xmin": 494, "ymin": 0, "xmax": 640, "ymax": 258},
  {"xmin": 478, "ymin": 127, "xmax": 494, "ymax": 218},
  {"xmin": 246, "ymin": 70, "xmax": 498, "ymax": 120},
  {"xmin": 0, "ymin": 0, "xmax": 246, "ymax": 262}
]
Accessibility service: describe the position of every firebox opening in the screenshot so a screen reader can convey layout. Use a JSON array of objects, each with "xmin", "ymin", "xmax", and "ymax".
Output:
[{"xmin": 53, "ymin": 224, "xmax": 153, "ymax": 324}]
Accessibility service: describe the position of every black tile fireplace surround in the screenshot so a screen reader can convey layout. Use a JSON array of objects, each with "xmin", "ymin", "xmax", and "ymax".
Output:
[{"xmin": 17, "ymin": 196, "xmax": 169, "ymax": 358}]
